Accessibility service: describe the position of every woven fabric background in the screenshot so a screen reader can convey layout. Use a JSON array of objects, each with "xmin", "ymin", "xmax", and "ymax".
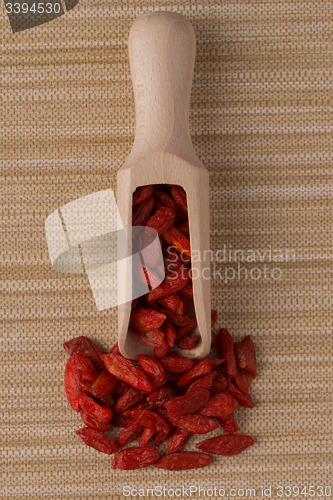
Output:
[{"xmin": 1, "ymin": 1, "xmax": 333, "ymax": 498}]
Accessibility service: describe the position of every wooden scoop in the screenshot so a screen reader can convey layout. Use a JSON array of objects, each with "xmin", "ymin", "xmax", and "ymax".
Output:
[{"xmin": 117, "ymin": 11, "xmax": 211, "ymax": 360}]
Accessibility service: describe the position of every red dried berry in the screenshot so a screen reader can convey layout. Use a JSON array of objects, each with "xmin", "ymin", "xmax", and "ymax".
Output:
[
  {"xmin": 217, "ymin": 328, "xmax": 237, "ymax": 379},
  {"xmin": 196, "ymin": 434, "xmax": 254, "ymax": 455},
  {"xmin": 131, "ymin": 409, "xmax": 172, "ymax": 434},
  {"xmin": 177, "ymin": 359, "xmax": 213, "ymax": 387},
  {"xmin": 155, "ymin": 451, "xmax": 213, "ymax": 470},
  {"xmin": 186, "ymin": 371, "xmax": 216, "ymax": 393},
  {"xmin": 64, "ymin": 357, "xmax": 81, "ymax": 412},
  {"xmin": 226, "ymin": 379, "xmax": 254, "ymax": 408},
  {"xmin": 117, "ymin": 420, "xmax": 144, "ymax": 447},
  {"xmin": 177, "ymin": 414, "xmax": 219, "ymax": 434},
  {"xmin": 234, "ymin": 369, "xmax": 251, "ymax": 394},
  {"xmin": 76, "ymin": 427, "xmax": 119, "ymax": 455},
  {"xmin": 234, "ymin": 335, "xmax": 257, "ymax": 379},
  {"xmin": 146, "ymin": 206, "xmax": 177, "ymax": 235},
  {"xmin": 74, "ymin": 354, "xmax": 98, "ymax": 383},
  {"xmin": 217, "ymin": 413, "xmax": 239, "ymax": 435},
  {"xmin": 63, "ymin": 336, "xmax": 106, "ymax": 370},
  {"xmin": 101, "ymin": 353, "xmax": 153, "ymax": 393},
  {"xmin": 91, "ymin": 370, "xmax": 118, "ymax": 397},
  {"xmin": 80, "ymin": 411, "xmax": 113, "ymax": 432},
  {"xmin": 112, "ymin": 446, "xmax": 161, "ymax": 470},
  {"xmin": 114, "ymin": 388, "xmax": 143, "ymax": 414},
  {"xmin": 166, "ymin": 429, "xmax": 191, "ymax": 454},
  {"xmin": 159, "ymin": 353, "xmax": 194, "ymax": 373},
  {"xmin": 78, "ymin": 393, "xmax": 113, "ymax": 423},
  {"xmin": 132, "ymin": 195, "xmax": 154, "ymax": 226},
  {"xmin": 130, "ymin": 308, "xmax": 166, "ymax": 334},
  {"xmin": 138, "ymin": 354, "xmax": 166, "ymax": 385},
  {"xmin": 133, "ymin": 185, "xmax": 153, "ymax": 205},
  {"xmin": 164, "ymin": 388, "xmax": 210, "ymax": 419},
  {"xmin": 139, "ymin": 428, "xmax": 155, "ymax": 447},
  {"xmin": 210, "ymin": 372, "xmax": 228, "ymax": 393},
  {"xmin": 198, "ymin": 392, "xmax": 238, "ymax": 418}
]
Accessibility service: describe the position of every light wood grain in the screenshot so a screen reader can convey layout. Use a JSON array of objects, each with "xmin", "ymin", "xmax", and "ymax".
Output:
[{"xmin": 117, "ymin": 12, "xmax": 211, "ymax": 360}]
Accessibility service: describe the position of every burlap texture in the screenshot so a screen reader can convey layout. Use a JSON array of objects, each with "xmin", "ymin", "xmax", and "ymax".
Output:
[{"xmin": 1, "ymin": 1, "xmax": 333, "ymax": 499}]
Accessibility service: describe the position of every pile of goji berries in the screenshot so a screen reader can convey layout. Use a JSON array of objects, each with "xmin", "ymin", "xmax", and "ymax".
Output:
[{"xmin": 63, "ymin": 184, "xmax": 257, "ymax": 470}]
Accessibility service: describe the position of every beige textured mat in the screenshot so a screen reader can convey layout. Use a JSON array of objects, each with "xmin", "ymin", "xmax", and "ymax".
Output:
[{"xmin": 1, "ymin": 1, "xmax": 333, "ymax": 498}]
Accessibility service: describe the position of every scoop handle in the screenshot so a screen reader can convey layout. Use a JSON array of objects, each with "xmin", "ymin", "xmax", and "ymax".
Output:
[{"xmin": 125, "ymin": 12, "xmax": 202, "ymax": 167}]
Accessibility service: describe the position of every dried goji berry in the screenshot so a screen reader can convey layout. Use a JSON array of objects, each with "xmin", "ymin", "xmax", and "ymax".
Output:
[
  {"xmin": 114, "ymin": 388, "xmax": 143, "ymax": 414},
  {"xmin": 74, "ymin": 354, "xmax": 98, "ymax": 383},
  {"xmin": 159, "ymin": 353, "xmax": 194, "ymax": 373},
  {"xmin": 177, "ymin": 414, "xmax": 219, "ymax": 434},
  {"xmin": 210, "ymin": 330, "xmax": 217, "ymax": 348},
  {"xmin": 131, "ymin": 409, "xmax": 171, "ymax": 434},
  {"xmin": 226, "ymin": 379, "xmax": 254, "ymax": 408},
  {"xmin": 164, "ymin": 388, "xmax": 210, "ymax": 419},
  {"xmin": 162, "ymin": 225, "xmax": 191, "ymax": 257},
  {"xmin": 217, "ymin": 328, "xmax": 237, "ymax": 379},
  {"xmin": 101, "ymin": 353, "xmax": 153, "ymax": 393},
  {"xmin": 64, "ymin": 357, "xmax": 81, "ymax": 412},
  {"xmin": 154, "ymin": 451, "xmax": 213, "ymax": 470},
  {"xmin": 176, "ymin": 333, "xmax": 199, "ymax": 350},
  {"xmin": 185, "ymin": 371, "xmax": 216, "ymax": 393},
  {"xmin": 153, "ymin": 188, "xmax": 179, "ymax": 213},
  {"xmin": 117, "ymin": 420, "xmax": 144, "ymax": 447},
  {"xmin": 76, "ymin": 427, "xmax": 119, "ymax": 455},
  {"xmin": 133, "ymin": 185, "xmax": 153, "ymax": 205},
  {"xmin": 138, "ymin": 354, "xmax": 166, "ymax": 385},
  {"xmin": 135, "ymin": 263, "xmax": 162, "ymax": 291},
  {"xmin": 157, "ymin": 293, "xmax": 184, "ymax": 315},
  {"xmin": 154, "ymin": 344, "xmax": 170, "ymax": 360},
  {"xmin": 153, "ymin": 426, "xmax": 174, "ymax": 446},
  {"xmin": 234, "ymin": 369, "xmax": 251, "ymax": 394},
  {"xmin": 170, "ymin": 185, "xmax": 187, "ymax": 213},
  {"xmin": 132, "ymin": 195, "xmax": 154, "ymax": 226},
  {"xmin": 177, "ymin": 359, "xmax": 213, "ymax": 387},
  {"xmin": 146, "ymin": 206, "xmax": 177, "ymax": 235},
  {"xmin": 63, "ymin": 336, "xmax": 106, "ymax": 370},
  {"xmin": 176, "ymin": 319, "xmax": 197, "ymax": 340},
  {"xmin": 131, "ymin": 326, "xmax": 166, "ymax": 348},
  {"xmin": 159, "ymin": 309, "xmax": 192, "ymax": 327},
  {"xmin": 198, "ymin": 392, "xmax": 238, "ymax": 418},
  {"xmin": 91, "ymin": 370, "xmax": 118, "ymax": 397},
  {"xmin": 78, "ymin": 393, "xmax": 113, "ymax": 423},
  {"xmin": 210, "ymin": 372, "xmax": 227, "ymax": 393},
  {"xmin": 112, "ymin": 446, "xmax": 161, "ymax": 470},
  {"xmin": 234, "ymin": 335, "xmax": 257, "ymax": 379},
  {"xmin": 147, "ymin": 387, "xmax": 174, "ymax": 406},
  {"xmin": 147, "ymin": 265, "xmax": 189, "ymax": 302},
  {"xmin": 130, "ymin": 308, "xmax": 166, "ymax": 334},
  {"xmin": 139, "ymin": 428, "xmax": 155, "ymax": 447},
  {"xmin": 166, "ymin": 429, "xmax": 191, "ymax": 454},
  {"xmin": 80, "ymin": 410, "xmax": 113, "ymax": 432},
  {"xmin": 163, "ymin": 321, "xmax": 177, "ymax": 347},
  {"xmin": 217, "ymin": 413, "xmax": 239, "ymax": 435},
  {"xmin": 196, "ymin": 434, "xmax": 254, "ymax": 455},
  {"xmin": 138, "ymin": 228, "xmax": 161, "ymax": 268}
]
